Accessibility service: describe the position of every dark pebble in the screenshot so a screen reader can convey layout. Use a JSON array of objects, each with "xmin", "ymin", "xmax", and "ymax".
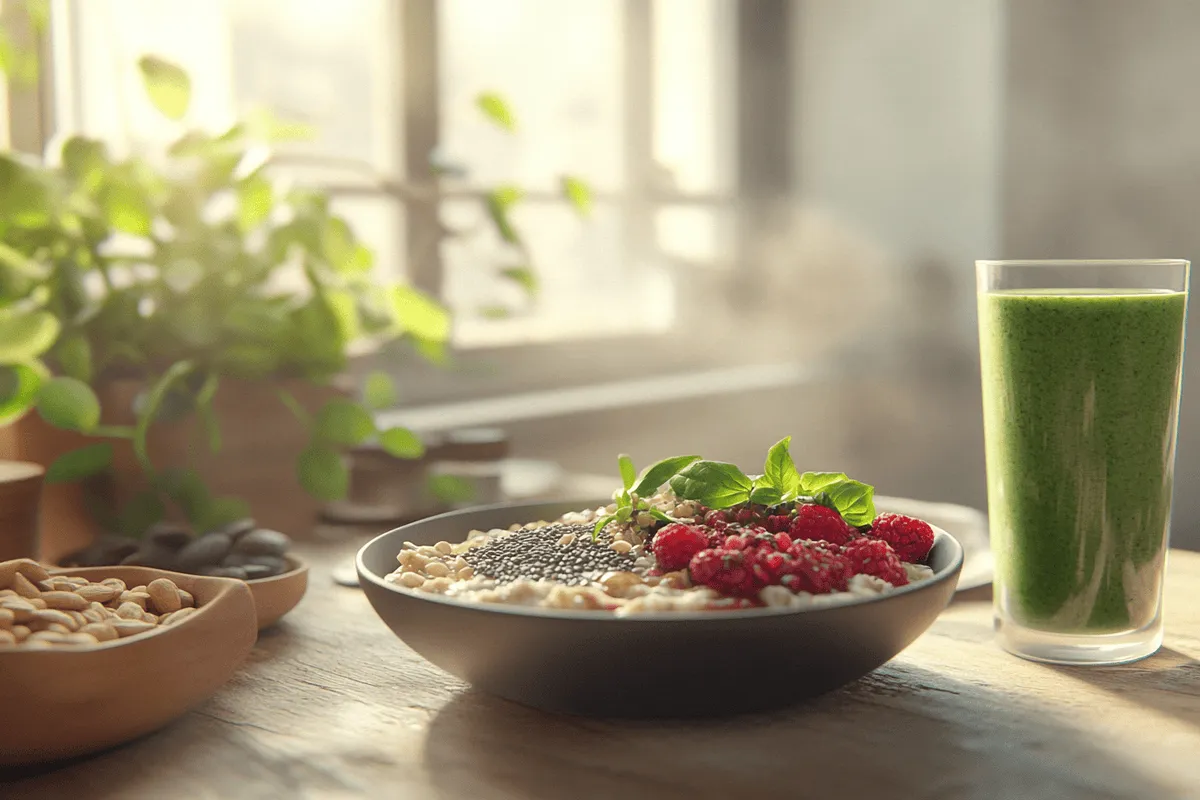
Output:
[
  {"xmin": 64, "ymin": 536, "xmax": 140, "ymax": 567},
  {"xmin": 222, "ymin": 553, "xmax": 287, "ymax": 575},
  {"xmin": 120, "ymin": 544, "xmax": 178, "ymax": 570},
  {"xmin": 209, "ymin": 518, "xmax": 257, "ymax": 540},
  {"xmin": 240, "ymin": 563, "xmax": 278, "ymax": 580},
  {"xmin": 232, "ymin": 528, "xmax": 291, "ymax": 557},
  {"xmin": 175, "ymin": 532, "xmax": 234, "ymax": 571},
  {"xmin": 199, "ymin": 564, "xmax": 248, "ymax": 580},
  {"xmin": 146, "ymin": 523, "xmax": 193, "ymax": 551}
]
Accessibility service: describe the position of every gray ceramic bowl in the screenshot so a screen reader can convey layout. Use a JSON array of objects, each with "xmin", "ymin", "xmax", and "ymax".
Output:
[{"xmin": 357, "ymin": 500, "xmax": 964, "ymax": 718}]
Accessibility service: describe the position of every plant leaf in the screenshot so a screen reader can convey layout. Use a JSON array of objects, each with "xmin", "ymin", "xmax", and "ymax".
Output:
[
  {"xmin": 137, "ymin": 55, "xmax": 192, "ymax": 120},
  {"xmin": 297, "ymin": 444, "xmax": 349, "ymax": 501},
  {"xmin": 36, "ymin": 376, "xmax": 100, "ymax": 433},
  {"xmin": 0, "ymin": 362, "xmax": 43, "ymax": 425},
  {"xmin": 364, "ymin": 371, "xmax": 398, "ymax": 410},
  {"xmin": 618, "ymin": 454, "xmax": 636, "ymax": 491},
  {"xmin": 668, "ymin": 460, "xmax": 753, "ymax": 510},
  {"xmin": 115, "ymin": 490, "xmax": 167, "ymax": 537},
  {"xmin": 46, "ymin": 443, "xmax": 113, "ymax": 484},
  {"xmin": 195, "ymin": 372, "xmax": 221, "ymax": 453},
  {"xmin": 560, "ymin": 175, "xmax": 593, "ymax": 217},
  {"xmin": 54, "ymin": 335, "xmax": 92, "ymax": 383},
  {"xmin": 236, "ymin": 173, "xmax": 273, "ymax": 231},
  {"xmin": 100, "ymin": 180, "xmax": 153, "ymax": 236},
  {"xmin": 500, "ymin": 266, "xmax": 538, "ymax": 296},
  {"xmin": 391, "ymin": 285, "xmax": 451, "ymax": 342},
  {"xmin": 592, "ymin": 513, "xmax": 615, "ymax": 540},
  {"xmin": 0, "ymin": 309, "xmax": 59, "ymax": 364},
  {"xmin": 314, "ymin": 398, "xmax": 376, "ymax": 446},
  {"xmin": 428, "ymin": 474, "xmax": 475, "ymax": 505},
  {"xmin": 155, "ymin": 467, "xmax": 211, "ymax": 525},
  {"xmin": 133, "ymin": 361, "xmax": 195, "ymax": 474},
  {"xmin": 798, "ymin": 471, "xmax": 849, "ymax": 495},
  {"xmin": 763, "ymin": 436, "xmax": 802, "ymax": 500},
  {"xmin": 632, "ymin": 454, "xmax": 701, "ymax": 496},
  {"xmin": 379, "ymin": 426, "xmax": 424, "ymax": 459},
  {"xmin": 476, "ymin": 91, "xmax": 516, "ymax": 131},
  {"xmin": 749, "ymin": 484, "xmax": 783, "ymax": 506},
  {"xmin": 824, "ymin": 479, "xmax": 876, "ymax": 527},
  {"xmin": 484, "ymin": 186, "xmax": 523, "ymax": 245}
]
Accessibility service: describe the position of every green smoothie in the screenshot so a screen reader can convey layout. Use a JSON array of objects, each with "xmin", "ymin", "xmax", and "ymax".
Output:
[{"xmin": 979, "ymin": 289, "xmax": 1187, "ymax": 633}]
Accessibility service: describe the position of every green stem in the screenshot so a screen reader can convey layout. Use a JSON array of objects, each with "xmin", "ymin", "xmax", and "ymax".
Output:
[
  {"xmin": 277, "ymin": 388, "xmax": 309, "ymax": 425},
  {"xmin": 132, "ymin": 360, "xmax": 195, "ymax": 477}
]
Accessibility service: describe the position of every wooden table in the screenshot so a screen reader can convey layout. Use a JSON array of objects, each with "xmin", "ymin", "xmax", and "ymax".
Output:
[{"xmin": 5, "ymin": 541, "xmax": 1200, "ymax": 800}]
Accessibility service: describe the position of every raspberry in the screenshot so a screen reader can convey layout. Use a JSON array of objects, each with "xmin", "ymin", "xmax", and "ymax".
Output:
[
  {"xmin": 703, "ymin": 509, "xmax": 729, "ymax": 528},
  {"xmin": 723, "ymin": 533, "xmax": 753, "ymax": 551},
  {"xmin": 688, "ymin": 549, "xmax": 764, "ymax": 597},
  {"xmin": 773, "ymin": 531, "xmax": 793, "ymax": 550},
  {"xmin": 765, "ymin": 514, "xmax": 792, "ymax": 533},
  {"xmin": 842, "ymin": 538, "xmax": 909, "ymax": 587},
  {"xmin": 733, "ymin": 507, "xmax": 758, "ymax": 525},
  {"xmin": 706, "ymin": 529, "xmax": 727, "ymax": 549},
  {"xmin": 651, "ymin": 523, "xmax": 710, "ymax": 571},
  {"xmin": 869, "ymin": 513, "xmax": 935, "ymax": 563},
  {"xmin": 780, "ymin": 544, "xmax": 851, "ymax": 594},
  {"xmin": 789, "ymin": 504, "xmax": 857, "ymax": 547}
]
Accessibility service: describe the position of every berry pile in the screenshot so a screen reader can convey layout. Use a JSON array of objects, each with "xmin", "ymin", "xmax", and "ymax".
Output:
[{"xmin": 654, "ymin": 505, "xmax": 935, "ymax": 602}]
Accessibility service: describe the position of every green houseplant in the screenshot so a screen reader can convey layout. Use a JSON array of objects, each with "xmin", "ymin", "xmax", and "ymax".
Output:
[{"xmin": 0, "ymin": 47, "xmax": 591, "ymax": 558}]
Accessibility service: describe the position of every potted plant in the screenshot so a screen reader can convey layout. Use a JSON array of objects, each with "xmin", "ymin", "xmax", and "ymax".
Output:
[{"xmin": 0, "ymin": 50, "xmax": 591, "ymax": 566}]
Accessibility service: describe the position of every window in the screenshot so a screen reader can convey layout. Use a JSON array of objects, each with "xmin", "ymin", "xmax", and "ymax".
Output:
[{"xmin": 46, "ymin": 0, "xmax": 736, "ymax": 353}]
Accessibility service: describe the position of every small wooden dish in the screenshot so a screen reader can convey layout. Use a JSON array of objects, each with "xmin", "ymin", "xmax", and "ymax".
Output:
[
  {"xmin": 245, "ymin": 555, "xmax": 308, "ymax": 629},
  {"xmin": 0, "ymin": 566, "xmax": 257, "ymax": 767}
]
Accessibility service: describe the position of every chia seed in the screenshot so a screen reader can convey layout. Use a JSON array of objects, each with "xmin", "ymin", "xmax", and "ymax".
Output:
[{"xmin": 463, "ymin": 523, "xmax": 637, "ymax": 585}]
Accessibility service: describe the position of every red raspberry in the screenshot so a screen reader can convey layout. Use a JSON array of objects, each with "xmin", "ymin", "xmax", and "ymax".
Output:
[
  {"xmin": 760, "ymin": 551, "xmax": 789, "ymax": 582},
  {"xmin": 705, "ymin": 529, "xmax": 727, "ymax": 549},
  {"xmin": 688, "ymin": 549, "xmax": 763, "ymax": 597},
  {"xmin": 780, "ymin": 544, "xmax": 851, "ymax": 594},
  {"xmin": 703, "ymin": 509, "xmax": 729, "ymax": 528},
  {"xmin": 789, "ymin": 504, "xmax": 857, "ymax": 547},
  {"xmin": 733, "ymin": 507, "xmax": 759, "ymax": 525},
  {"xmin": 765, "ymin": 514, "xmax": 792, "ymax": 533},
  {"xmin": 773, "ymin": 531, "xmax": 793, "ymax": 550},
  {"xmin": 723, "ymin": 533, "xmax": 753, "ymax": 551},
  {"xmin": 651, "ymin": 523, "xmax": 710, "ymax": 571},
  {"xmin": 869, "ymin": 513, "xmax": 935, "ymax": 563},
  {"xmin": 842, "ymin": 538, "xmax": 909, "ymax": 587}
]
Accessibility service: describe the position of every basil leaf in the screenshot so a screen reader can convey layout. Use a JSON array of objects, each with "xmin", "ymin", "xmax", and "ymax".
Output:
[
  {"xmin": 799, "ymin": 471, "xmax": 849, "ymax": 495},
  {"xmin": 592, "ymin": 514, "xmax": 615, "ymax": 540},
  {"xmin": 632, "ymin": 454, "xmax": 700, "ymax": 496},
  {"xmin": 618, "ymin": 454, "xmax": 636, "ymax": 491},
  {"xmin": 749, "ymin": 484, "xmax": 782, "ymax": 506},
  {"xmin": 669, "ymin": 460, "xmax": 753, "ymax": 510},
  {"xmin": 825, "ymin": 479, "xmax": 876, "ymax": 527},
  {"xmin": 807, "ymin": 491, "xmax": 836, "ymax": 510},
  {"xmin": 648, "ymin": 508, "xmax": 674, "ymax": 523},
  {"xmin": 615, "ymin": 505, "xmax": 633, "ymax": 523},
  {"xmin": 763, "ymin": 436, "xmax": 802, "ymax": 500}
]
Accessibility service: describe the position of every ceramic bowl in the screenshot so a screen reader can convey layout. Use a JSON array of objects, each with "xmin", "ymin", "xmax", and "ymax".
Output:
[
  {"xmin": 0, "ymin": 566, "xmax": 257, "ymax": 766},
  {"xmin": 357, "ymin": 500, "xmax": 964, "ymax": 718},
  {"xmin": 245, "ymin": 555, "xmax": 309, "ymax": 629}
]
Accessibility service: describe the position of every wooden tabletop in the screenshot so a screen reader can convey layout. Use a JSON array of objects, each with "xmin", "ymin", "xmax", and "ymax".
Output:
[{"xmin": 4, "ymin": 539, "xmax": 1200, "ymax": 800}]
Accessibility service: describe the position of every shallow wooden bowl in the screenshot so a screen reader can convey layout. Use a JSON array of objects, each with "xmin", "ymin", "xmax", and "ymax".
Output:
[
  {"xmin": 0, "ymin": 566, "xmax": 257, "ymax": 767},
  {"xmin": 245, "ymin": 555, "xmax": 308, "ymax": 629},
  {"xmin": 358, "ymin": 500, "xmax": 964, "ymax": 718}
]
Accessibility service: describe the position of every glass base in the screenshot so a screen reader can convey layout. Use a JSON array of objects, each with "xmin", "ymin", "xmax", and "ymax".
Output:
[{"xmin": 995, "ymin": 616, "xmax": 1163, "ymax": 665}]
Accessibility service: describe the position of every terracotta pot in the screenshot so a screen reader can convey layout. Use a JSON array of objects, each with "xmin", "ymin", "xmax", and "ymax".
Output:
[
  {"xmin": 0, "ymin": 378, "xmax": 348, "ymax": 562},
  {"xmin": 0, "ymin": 461, "xmax": 45, "ymax": 562}
]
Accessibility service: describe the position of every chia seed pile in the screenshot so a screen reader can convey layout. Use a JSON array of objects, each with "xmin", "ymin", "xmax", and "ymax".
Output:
[{"xmin": 461, "ymin": 523, "xmax": 636, "ymax": 586}]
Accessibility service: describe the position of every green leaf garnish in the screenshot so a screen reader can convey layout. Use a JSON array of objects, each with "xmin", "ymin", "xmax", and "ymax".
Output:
[
  {"xmin": 669, "ymin": 460, "xmax": 753, "ymax": 509},
  {"xmin": 593, "ymin": 513, "xmax": 615, "ymax": 539},
  {"xmin": 763, "ymin": 436, "xmax": 801, "ymax": 500},
  {"xmin": 632, "ymin": 454, "xmax": 700, "ymax": 496},
  {"xmin": 748, "ymin": 483, "xmax": 782, "ymax": 506},
  {"xmin": 618, "ymin": 454, "xmax": 636, "ymax": 491},
  {"xmin": 823, "ymin": 479, "xmax": 875, "ymax": 527},
  {"xmin": 799, "ymin": 471, "xmax": 849, "ymax": 495}
]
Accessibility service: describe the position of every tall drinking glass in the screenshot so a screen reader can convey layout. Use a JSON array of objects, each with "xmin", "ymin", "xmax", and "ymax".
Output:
[{"xmin": 977, "ymin": 259, "xmax": 1189, "ymax": 665}]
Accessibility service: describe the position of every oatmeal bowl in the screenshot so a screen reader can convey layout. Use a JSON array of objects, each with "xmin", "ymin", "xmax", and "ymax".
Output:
[{"xmin": 357, "ymin": 441, "xmax": 963, "ymax": 718}]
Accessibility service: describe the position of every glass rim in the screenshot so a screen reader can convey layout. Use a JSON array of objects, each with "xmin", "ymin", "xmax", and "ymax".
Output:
[{"xmin": 976, "ymin": 259, "xmax": 1189, "ymax": 268}]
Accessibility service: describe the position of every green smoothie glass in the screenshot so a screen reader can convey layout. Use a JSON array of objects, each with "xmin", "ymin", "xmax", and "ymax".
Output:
[{"xmin": 977, "ymin": 259, "xmax": 1188, "ymax": 665}]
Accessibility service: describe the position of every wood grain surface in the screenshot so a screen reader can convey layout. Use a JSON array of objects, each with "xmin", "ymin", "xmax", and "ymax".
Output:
[{"xmin": 4, "ymin": 537, "xmax": 1199, "ymax": 800}]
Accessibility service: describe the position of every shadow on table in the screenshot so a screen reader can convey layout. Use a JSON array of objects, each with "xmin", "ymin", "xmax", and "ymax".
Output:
[
  {"xmin": 1039, "ymin": 645, "xmax": 1200, "ymax": 732},
  {"xmin": 422, "ymin": 663, "xmax": 1177, "ymax": 800}
]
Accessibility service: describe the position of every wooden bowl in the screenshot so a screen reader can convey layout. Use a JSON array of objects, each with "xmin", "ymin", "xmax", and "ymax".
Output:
[
  {"xmin": 245, "ymin": 555, "xmax": 308, "ymax": 629},
  {"xmin": 0, "ymin": 566, "xmax": 257, "ymax": 766}
]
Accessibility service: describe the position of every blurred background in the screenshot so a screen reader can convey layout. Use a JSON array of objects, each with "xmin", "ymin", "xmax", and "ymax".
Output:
[{"xmin": 3, "ymin": 0, "xmax": 1199, "ymax": 549}]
